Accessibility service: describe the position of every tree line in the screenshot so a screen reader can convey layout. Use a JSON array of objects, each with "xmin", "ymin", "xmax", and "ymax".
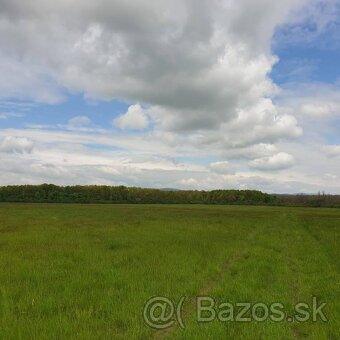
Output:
[
  {"xmin": 0, "ymin": 184, "xmax": 277, "ymax": 205},
  {"xmin": 0, "ymin": 184, "xmax": 339, "ymax": 207}
]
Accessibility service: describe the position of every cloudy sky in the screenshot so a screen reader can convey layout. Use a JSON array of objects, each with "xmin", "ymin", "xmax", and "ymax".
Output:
[{"xmin": 0, "ymin": 0, "xmax": 339, "ymax": 193}]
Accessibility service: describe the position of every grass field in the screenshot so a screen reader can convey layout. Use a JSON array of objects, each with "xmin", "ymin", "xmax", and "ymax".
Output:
[{"xmin": 0, "ymin": 204, "xmax": 339, "ymax": 339}]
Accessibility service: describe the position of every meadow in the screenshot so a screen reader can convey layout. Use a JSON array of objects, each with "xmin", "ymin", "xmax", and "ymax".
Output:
[{"xmin": 0, "ymin": 204, "xmax": 339, "ymax": 339}]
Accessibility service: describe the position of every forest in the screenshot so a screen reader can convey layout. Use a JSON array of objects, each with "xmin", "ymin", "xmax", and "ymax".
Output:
[
  {"xmin": 0, "ymin": 184, "xmax": 276, "ymax": 205},
  {"xmin": 0, "ymin": 184, "xmax": 339, "ymax": 207}
]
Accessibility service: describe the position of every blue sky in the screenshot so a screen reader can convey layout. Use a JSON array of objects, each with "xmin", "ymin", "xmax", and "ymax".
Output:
[
  {"xmin": 271, "ymin": 47, "xmax": 340, "ymax": 84},
  {"xmin": 0, "ymin": 96, "xmax": 128, "ymax": 131},
  {"xmin": 0, "ymin": 0, "xmax": 339, "ymax": 193}
]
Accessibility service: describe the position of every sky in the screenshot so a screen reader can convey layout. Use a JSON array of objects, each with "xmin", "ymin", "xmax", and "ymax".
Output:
[{"xmin": 0, "ymin": 0, "xmax": 339, "ymax": 193}]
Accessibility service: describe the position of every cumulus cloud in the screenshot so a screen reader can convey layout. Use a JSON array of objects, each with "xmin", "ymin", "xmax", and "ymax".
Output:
[
  {"xmin": 0, "ymin": 136, "xmax": 34, "ymax": 153},
  {"xmin": 0, "ymin": 0, "xmax": 304, "ymax": 145},
  {"xmin": 222, "ymin": 143, "xmax": 279, "ymax": 160},
  {"xmin": 1, "ymin": 0, "xmax": 339, "ymax": 192},
  {"xmin": 179, "ymin": 98, "xmax": 302, "ymax": 153},
  {"xmin": 114, "ymin": 104, "xmax": 149, "ymax": 130},
  {"xmin": 248, "ymin": 152, "xmax": 295, "ymax": 171}
]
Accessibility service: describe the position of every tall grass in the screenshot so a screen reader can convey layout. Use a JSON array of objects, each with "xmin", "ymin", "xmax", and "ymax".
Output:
[{"xmin": 0, "ymin": 204, "xmax": 339, "ymax": 339}]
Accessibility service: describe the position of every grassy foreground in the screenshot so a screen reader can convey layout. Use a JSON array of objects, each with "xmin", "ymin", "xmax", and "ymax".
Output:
[{"xmin": 0, "ymin": 204, "xmax": 339, "ymax": 339}]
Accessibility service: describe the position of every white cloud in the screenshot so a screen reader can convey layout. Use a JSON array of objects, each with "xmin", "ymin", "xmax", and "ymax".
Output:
[
  {"xmin": 0, "ymin": 0, "xmax": 304, "ymax": 143},
  {"xmin": 0, "ymin": 1, "xmax": 339, "ymax": 193},
  {"xmin": 300, "ymin": 103, "xmax": 335, "ymax": 117},
  {"xmin": 278, "ymin": 82, "xmax": 340, "ymax": 118},
  {"xmin": 323, "ymin": 145, "xmax": 340, "ymax": 158},
  {"xmin": 222, "ymin": 143, "xmax": 279, "ymax": 160},
  {"xmin": 0, "ymin": 128, "xmax": 340, "ymax": 193},
  {"xmin": 209, "ymin": 161, "xmax": 233, "ymax": 174},
  {"xmin": 114, "ymin": 104, "xmax": 149, "ymax": 130},
  {"xmin": 0, "ymin": 112, "xmax": 24, "ymax": 119},
  {"xmin": 248, "ymin": 152, "xmax": 295, "ymax": 171},
  {"xmin": 274, "ymin": 0, "xmax": 340, "ymax": 49},
  {"xmin": 67, "ymin": 115, "xmax": 91, "ymax": 128},
  {"xmin": 325, "ymin": 173, "xmax": 337, "ymax": 180},
  {"xmin": 0, "ymin": 57, "xmax": 64, "ymax": 104},
  {"xmin": 179, "ymin": 178, "xmax": 199, "ymax": 188},
  {"xmin": 0, "ymin": 136, "xmax": 34, "ymax": 153}
]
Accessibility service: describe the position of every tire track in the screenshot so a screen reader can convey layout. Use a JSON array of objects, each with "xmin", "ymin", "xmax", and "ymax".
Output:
[{"xmin": 152, "ymin": 227, "xmax": 261, "ymax": 339}]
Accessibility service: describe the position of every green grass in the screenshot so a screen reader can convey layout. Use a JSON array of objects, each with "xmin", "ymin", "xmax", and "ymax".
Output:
[{"xmin": 0, "ymin": 204, "xmax": 339, "ymax": 339}]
